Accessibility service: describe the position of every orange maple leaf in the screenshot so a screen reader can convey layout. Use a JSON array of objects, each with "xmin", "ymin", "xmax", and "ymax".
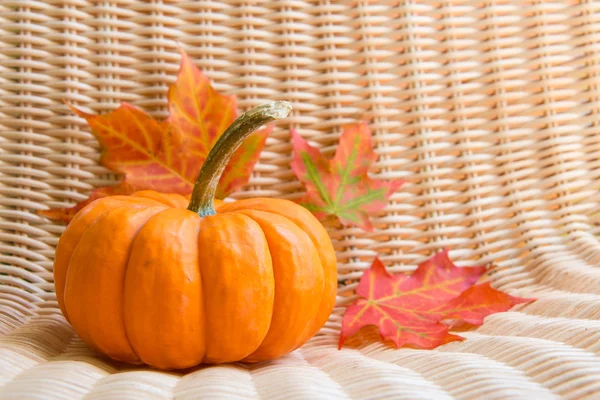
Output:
[
  {"xmin": 39, "ymin": 51, "xmax": 270, "ymax": 222},
  {"xmin": 290, "ymin": 122, "xmax": 403, "ymax": 231},
  {"xmin": 339, "ymin": 250, "xmax": 534, "ymax": 349}
]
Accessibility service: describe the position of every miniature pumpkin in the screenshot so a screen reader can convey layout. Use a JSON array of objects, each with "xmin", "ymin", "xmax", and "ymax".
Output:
[{"xmin": 53, "ymin": 102, "xmax": 337, "ymax": 370}]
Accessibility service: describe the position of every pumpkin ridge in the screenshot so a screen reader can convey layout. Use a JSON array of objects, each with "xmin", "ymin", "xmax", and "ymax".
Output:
[
  {"xmin": 119, "ymin": 205, "xmax": 173, "ymax": 362},
  {"xmin": 60, "ymin": 201, "xmax": 150, "ymax": 322},
  {"xmin": 65, "ymin": 205, "xmax": 165, "ymax": 362},
  {"xmin": 121, "ymin": 206, "xmax": 170, "ymax": 362},
  {"xmin": 237, "ymin": 208, "xmax": 327, "ymax": 341},
  {"xmin": 233, "ymin": 209, "xmax": 325, "ymax": 361},
  {"xmin": 216, "ymin": 199, "xmax": 336, "ymax": 340},
  {"xmin": 197, "ymin": 220, "xmax": 210, "ymax": 364},
  {"xmin": 198, "ymin": 212, "xmax": 274, "ymax": 363},
  {"xmin": 196, "ymin": 214, "xmax": 208, "ymax": 365},
  {"xmin": 57, "ymin": 205, "xmax": 114, "ymax": 322},
  {"xmin": 124, "ymin": 208, "xmax": 205, "ymax": 368}
]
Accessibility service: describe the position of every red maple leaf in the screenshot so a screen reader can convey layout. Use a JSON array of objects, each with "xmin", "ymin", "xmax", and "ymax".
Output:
[
  {"xmin": 290, "ymin": 122, "xmax": 403, "ymax": 231},
  {"xmin": 39, "ymin": 50, "xmax": 270, "ymax": 222},
  {"xmin": 339, "ymin": 250, "xmax": 534, "ymax": 349}
]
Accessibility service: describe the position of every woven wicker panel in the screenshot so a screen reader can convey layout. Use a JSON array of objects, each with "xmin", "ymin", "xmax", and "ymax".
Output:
[{"xmin": 2, "ymin": 0, "xmax": 600, "ymax": 398}]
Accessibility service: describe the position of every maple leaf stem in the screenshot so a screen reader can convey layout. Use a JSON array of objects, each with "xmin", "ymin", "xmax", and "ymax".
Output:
[{"xmin": 188, "ymin": 101, "xmax": 292, "ymax": 216}]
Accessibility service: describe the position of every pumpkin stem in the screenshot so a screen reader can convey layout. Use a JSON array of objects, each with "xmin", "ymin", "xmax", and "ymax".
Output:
[{"xmin": 188, "ymin": 101, "xmax": 292, "ymax": 216}]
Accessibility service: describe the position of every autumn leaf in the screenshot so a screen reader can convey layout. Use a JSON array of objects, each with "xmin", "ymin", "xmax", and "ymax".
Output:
[
  {"xmin": 291, "ymin": 122, "xmax": 403, "ymax": 231},
  {"xmin": 39, "ymin": 50, "xmax": 270, "ymax": 222},
  {"xmin": 339, "ymin": 250, "xmax": 534, "ymax": 349}
]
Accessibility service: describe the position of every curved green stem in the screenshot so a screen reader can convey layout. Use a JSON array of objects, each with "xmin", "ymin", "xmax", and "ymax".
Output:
[{"xmin": 188, "ymin": 101, "xmax": 292, "ymax": 216}]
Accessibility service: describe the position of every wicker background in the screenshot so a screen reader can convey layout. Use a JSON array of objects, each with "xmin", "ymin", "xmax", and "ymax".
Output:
[{"xmin": 2, "ymin": 0, "xmax": 600, "ymax": 398}]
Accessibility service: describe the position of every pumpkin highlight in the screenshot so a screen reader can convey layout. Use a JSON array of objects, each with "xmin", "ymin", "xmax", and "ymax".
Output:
[{"xmin": 53, "ymin": 102, "xmax": 337, "ymax": 369}]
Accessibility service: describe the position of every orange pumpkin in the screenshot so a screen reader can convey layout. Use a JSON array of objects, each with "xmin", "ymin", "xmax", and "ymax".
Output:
[{"xmin": 53, "ymin": 102, "xmax": 337, "ymax": 370}]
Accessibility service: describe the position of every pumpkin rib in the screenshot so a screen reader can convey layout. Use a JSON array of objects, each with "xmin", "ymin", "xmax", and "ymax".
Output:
[
  {"xmin": 235, "ymin": 208, "xmax": 327, "ymax": 351},
  {"xmin": 124, "ymin": 208, "xmax": 205, "ymax": 369},
  {"xmin": 218, "ymin": 198, "xmax": 337, "ymax": 339},
  {"xmin": 65, "ymin": 204, "xmax": 165, "ymax": 363},
  {"xmin": 63, "ymin": 203, "xmax": 133, "ymax": 357},
  {"xmin": 232, "ymin": 207, "xmax": 331, "ymax": 349},
  {"xmin": 233, "ymin": 209, "xmax": 325, "ymax": 362},
  {"xmin": 57, "ymin": 199, "xmax": 160, "ymax": 322},
  {"xmin": 55, "ymin": 201, "xmax": 123, "ymax": 322},
  {"xmin": 116, "ymin": 205, "xmax": 170, "ymax": 363},
  {"xmin": 197, "ymin": 214, "xmax": 208, "ymax": 365},
  {"xmin": 197, "ymin": 212, "xmax": 274, "ymax": 363}
]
